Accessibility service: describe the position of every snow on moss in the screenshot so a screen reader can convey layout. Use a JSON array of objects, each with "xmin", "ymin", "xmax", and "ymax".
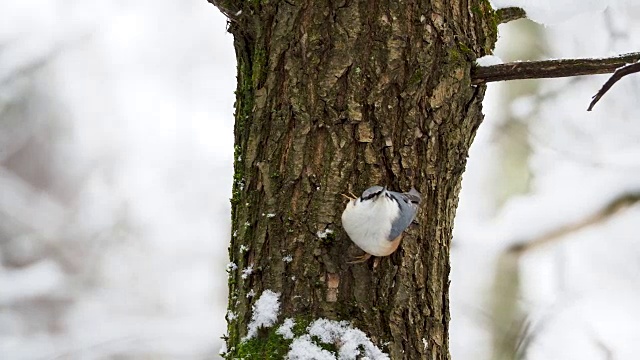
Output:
[
  {"xmin": 239, "ymin": 293, "xmax": 388, "ymax": 359},
  {"xmin": 287, "ymin": 318, "xmax": 389, "ymax": 360},
  {"xmin": 276, "ymin": 318, "xmax": 296, "ymax": 339},
  {"xmin": 243, "ymin": 290, "xmax": 281, "ymax": 340},
  {"xmin": 287, "ymin": 335, "xmax": 336, "ymax": 360}
]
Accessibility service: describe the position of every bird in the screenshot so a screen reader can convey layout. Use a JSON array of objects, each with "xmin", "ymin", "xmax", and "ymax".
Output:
[{"xmin": 341, "ymin": 186, "xmax": 421, "ymax": 264}]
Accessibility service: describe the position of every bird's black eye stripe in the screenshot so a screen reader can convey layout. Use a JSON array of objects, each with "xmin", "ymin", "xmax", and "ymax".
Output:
[
  {"xmin": 361, "ymin": 190, "xmax": 383, "ymax": 201},
  {"xmin": 404, "ymin": 196, "xmax": 418, "ymax": 204}
]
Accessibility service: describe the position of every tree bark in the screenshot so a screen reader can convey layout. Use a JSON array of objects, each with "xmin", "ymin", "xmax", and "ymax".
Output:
[{"xmin": 213, "ymin": 0, "xmax": 496, "ymax": 358}]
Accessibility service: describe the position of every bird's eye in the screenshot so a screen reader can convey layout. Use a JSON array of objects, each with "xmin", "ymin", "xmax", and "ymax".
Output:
[{"xmin": 361, "ymin": 189, "xmax": 383, "ymax": 201}]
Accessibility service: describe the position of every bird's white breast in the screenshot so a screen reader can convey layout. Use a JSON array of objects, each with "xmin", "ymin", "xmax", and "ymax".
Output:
[{"xmin": 341, "ymin": 197, "xmax": 400, "ymax": 256}]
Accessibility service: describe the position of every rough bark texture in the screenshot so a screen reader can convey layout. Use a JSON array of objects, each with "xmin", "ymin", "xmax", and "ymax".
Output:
[{"xmin": 213, "ymin": 0, "xmax": 497, "ymax": 358}]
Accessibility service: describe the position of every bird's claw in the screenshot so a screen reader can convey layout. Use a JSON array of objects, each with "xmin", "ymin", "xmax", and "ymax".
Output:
[
  {"xmin": 347, "ymin": 253, "xmax": 372, "ymax": 264},
  {"xmin": 341, "ymin": 192, "xmax": 358, "ymax": 201}
]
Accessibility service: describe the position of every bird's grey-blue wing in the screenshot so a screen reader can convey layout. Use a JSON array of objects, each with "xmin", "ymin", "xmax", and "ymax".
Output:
[{"xmin": 387, "ymin": 188, "xmax": 421, "ymax": 240}]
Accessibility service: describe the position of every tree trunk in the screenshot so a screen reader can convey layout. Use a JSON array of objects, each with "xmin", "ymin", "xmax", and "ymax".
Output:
[{"xmin": 214, "ymin": 0, "xmax": 496, "ymax": 358}]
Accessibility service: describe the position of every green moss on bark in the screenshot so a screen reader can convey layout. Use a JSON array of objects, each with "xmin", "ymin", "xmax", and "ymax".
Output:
[{"xmin": 223, "ymin": 318, "xmax": 311, "ymax": 360}]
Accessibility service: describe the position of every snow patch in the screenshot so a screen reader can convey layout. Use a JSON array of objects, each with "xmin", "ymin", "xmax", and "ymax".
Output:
[
  {"xmin": 316, "ymin": 229, "xmax": 334, "ymax": 239},
  {"xmin": 241, "ymin": 265, "xmax": 253, "ymax": 279},
  {"xmin": 277, "ymin": 318, "xmax": 296, "ymax": 339},
  {"xmin": 244, "ymin": 290, "xmax": 281, "ymax": 340},
  {"xmin": 286, "ymin": 318, "xmax": 389, "ymax": 360},
  {"xmin": 288, "ymin": 335, "xmax": 336, "ymax": 360},
  {"xmin": 475, "ymin": 55, "xmax": 503, "ymax": 66},
  {"xmin": 226, "ymin": 262, "xmax": 238, "ymax": 272}
]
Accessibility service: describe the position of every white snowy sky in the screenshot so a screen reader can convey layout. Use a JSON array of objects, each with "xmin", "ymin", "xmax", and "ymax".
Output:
[
  {"xmin": 1, "ymin": 1, "xmax": 234, "ymax": 358},
  {"xmin": 1, "ymin": 1, "xmax": 639, "ymax": 359}
]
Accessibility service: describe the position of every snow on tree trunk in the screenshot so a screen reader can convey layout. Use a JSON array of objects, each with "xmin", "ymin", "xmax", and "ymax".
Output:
[{"xmin": 214, "ymin": 0, "xmax": 497, "ymax": 358}]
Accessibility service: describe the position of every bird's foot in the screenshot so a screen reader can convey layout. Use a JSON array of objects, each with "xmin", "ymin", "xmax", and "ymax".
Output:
[
  {"xmin": 347, "ymin": 253, "xmax": 372, "ymax": 264},
  {"xmin": 341, "ymin": 192, "xmax": 358, "ymax": 201}
]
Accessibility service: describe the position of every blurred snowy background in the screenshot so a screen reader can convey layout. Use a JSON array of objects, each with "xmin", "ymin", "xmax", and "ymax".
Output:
[
  {"xmin": 0, "ymin": 0, "xmax": 234, "ymax": 358},
  {"xmin": 0, "ymin": 0, "xmax": 639, "ymax": 359},
  {"xmin": 453, "ymin": 1, "xmax": 640, "ymax": 359}
]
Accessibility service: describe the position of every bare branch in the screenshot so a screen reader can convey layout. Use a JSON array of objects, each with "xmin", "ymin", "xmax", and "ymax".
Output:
[
  {"xmin": 508, "ymin": 192, "xmax": 640, "ymax": 255},
  {"xmin": 495, "ymin": 7, "xmax": 527, "ymax": 24},
  {"xmin": 587, "ymin": 61, "xmax": 640, "ymax": 111},
  {"xmin": 472, "ymin": 52, "xmax": 640, "ymax": 85}
]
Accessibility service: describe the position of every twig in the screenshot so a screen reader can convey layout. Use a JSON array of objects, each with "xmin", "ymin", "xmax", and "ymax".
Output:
[
  {"xmin": 472, "ymin": 52, "xmax": 640, "ymax": 85},
  {"xmin": 508, "ymin": 192, "xmax": 640, "ymax": 255},
  {"xmin": 495, "ymin": 7, "xmax": 527, "ymax": 24},
  {"xmin": 587, "ymin": 61, "xmax": 640, "ymax": 111}
]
